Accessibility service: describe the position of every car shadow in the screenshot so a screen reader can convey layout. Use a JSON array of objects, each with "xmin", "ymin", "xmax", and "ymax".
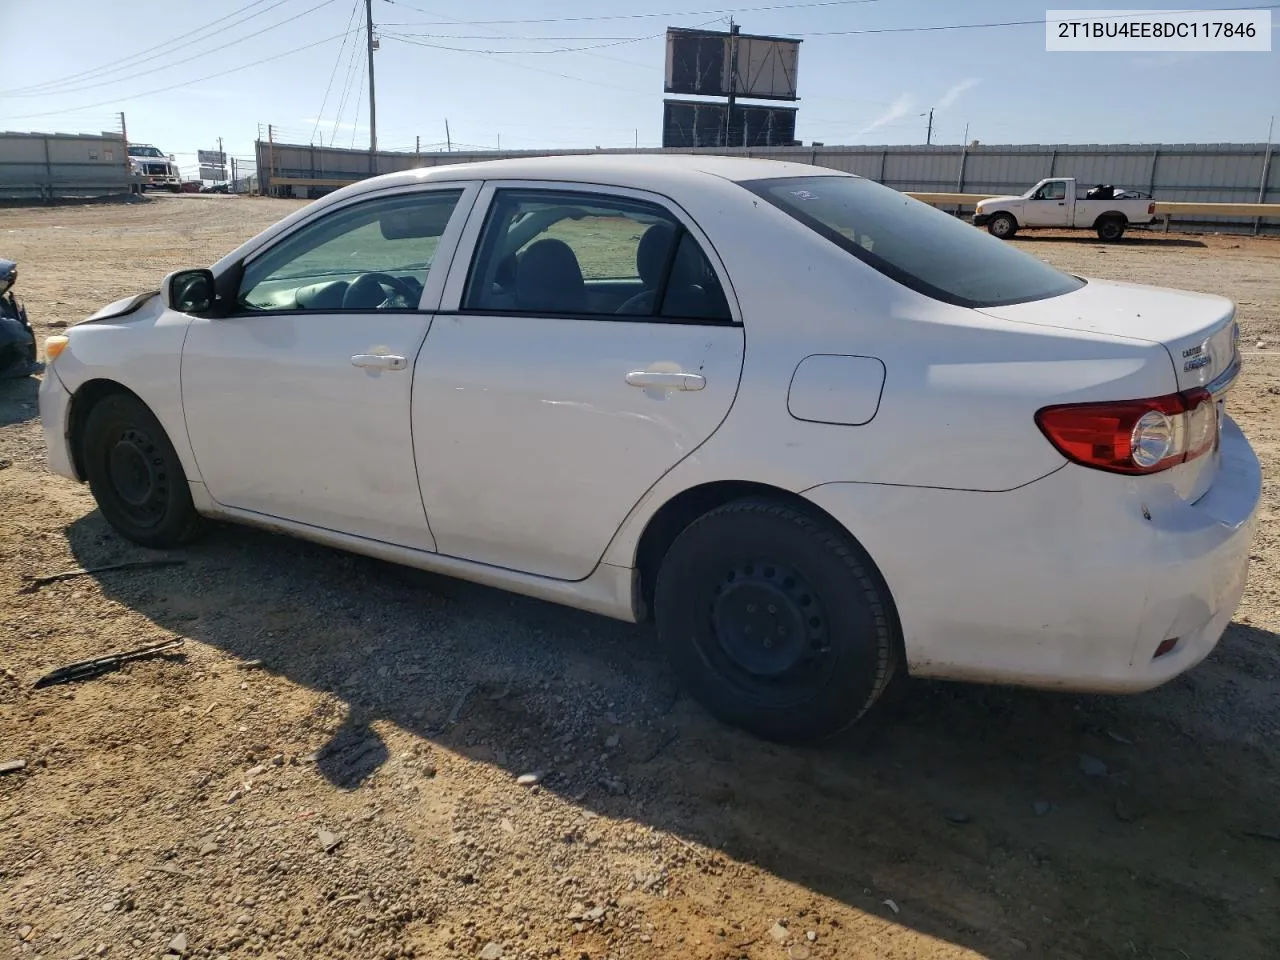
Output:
[
  {"xmin": 62, "ymin": 513, "xmax": 1280, "ymax": 960},
  {"xmin": 1010, "ymin": 234, "xmax": 1208, "ymax": 248},
  {"xmin": 0, "ymin": 373, "xmax": 39, "ymax": 427}
]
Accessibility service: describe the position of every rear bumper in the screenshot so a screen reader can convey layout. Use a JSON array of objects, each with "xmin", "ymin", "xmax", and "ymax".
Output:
[
  {"xmin": 803, "ymin": 415, "xmax": 1261, "ymax": 693},
  {"xmin": 38, "ymin": 364, "xmax": 78, "ymax": 481}
]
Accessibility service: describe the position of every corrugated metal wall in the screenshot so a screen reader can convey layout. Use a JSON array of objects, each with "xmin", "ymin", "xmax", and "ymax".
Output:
[
  {"xmin": 0, "ymin": 132, "xmax": 134, "ymax": 200},
  {"xmin": 257, "ymin": 140, "xmax": 1278, "ymax": 232}
]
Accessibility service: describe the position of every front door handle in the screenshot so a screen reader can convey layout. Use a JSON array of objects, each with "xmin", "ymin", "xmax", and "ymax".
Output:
[
  {"xmin": 625, "ymin": 370, "xmax": 706, "ymax": 391},
  {"xmin": 351, "ymin": 354, "xmax": 407, "ymax": 371}
]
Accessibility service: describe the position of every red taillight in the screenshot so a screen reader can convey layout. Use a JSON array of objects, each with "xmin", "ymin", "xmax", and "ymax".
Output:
[
  {"xmin": 1035, "ymin": 387, "xmax": 1216, "ymax": 475},
  {"xmin": 1148, "ymin": 202, "xmax": 1155, "ymax": 215}
]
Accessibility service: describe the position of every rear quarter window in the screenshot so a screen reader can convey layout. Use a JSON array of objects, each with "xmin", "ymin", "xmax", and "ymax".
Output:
[{"xmin": 742, "ymin": 175, "xmax": 1085, "ymax": 308}]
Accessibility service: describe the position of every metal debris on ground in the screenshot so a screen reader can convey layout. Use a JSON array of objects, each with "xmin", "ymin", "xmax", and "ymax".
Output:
[
  {"xmin": 32, "ymin": 638, "xmax": 185, "ymax": 689},
  {"xmin": 428, "ymin": 683, "xmax": 475, "ymax": 735},
  {"xmin": 318, "ymin": 829, "xmax": 343, "ymax": 853},
  {"xmin": 20, "ymin": 558, "xmax": 186, "ymax": 593}
]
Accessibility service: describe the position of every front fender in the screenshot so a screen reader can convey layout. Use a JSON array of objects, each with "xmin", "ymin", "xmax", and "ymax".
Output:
[{"xmin": 51, "ymin": 298, "xmax": 200, "ymax": 484}]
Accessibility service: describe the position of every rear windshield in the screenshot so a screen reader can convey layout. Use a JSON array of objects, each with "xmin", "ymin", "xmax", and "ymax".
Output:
[{"xmin": 742, "ymin": 175, "xmax": 1085, "ymax": 308}]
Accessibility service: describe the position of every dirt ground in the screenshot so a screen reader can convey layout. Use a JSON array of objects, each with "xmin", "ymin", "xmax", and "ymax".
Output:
[{"xmin": 2, "ymin": 195, "xmax": 1279, "ymax": 960}]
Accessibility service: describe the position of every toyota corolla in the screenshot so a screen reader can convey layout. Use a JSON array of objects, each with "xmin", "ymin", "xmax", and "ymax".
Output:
[{"xmin": 38, "ymin": 155, "xmax": 1260, "ymax": 742}]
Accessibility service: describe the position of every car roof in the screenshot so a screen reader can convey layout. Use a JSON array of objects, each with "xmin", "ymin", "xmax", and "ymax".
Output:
[{"xmin": 336, "ymin": 153, "xmax": 854, "ymax": 200}]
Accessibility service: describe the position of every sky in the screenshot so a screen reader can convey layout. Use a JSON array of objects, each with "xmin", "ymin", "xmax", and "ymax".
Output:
[{"xmin": 0, "ymin": 0, "xmax": 1276, "ymax": 180}]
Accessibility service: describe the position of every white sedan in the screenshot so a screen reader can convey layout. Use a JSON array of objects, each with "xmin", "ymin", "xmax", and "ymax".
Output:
[{"xmin": 38, "ymin": 155, "xmax": 1260, "ymax": 742}]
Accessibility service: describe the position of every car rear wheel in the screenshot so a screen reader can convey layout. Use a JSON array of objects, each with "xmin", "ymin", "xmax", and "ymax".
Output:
[
  {"xmin": 81, "ymin": 393, "xmax": 204, "ymax": 548},
  {"xmin": 987, "ymin": 213, "xmax": 1018, "ymax": 239},
  {"xmin": 1095, "ymin": 216, "xmax": 1126, "ymax": 241},
  {"xmin": 654, "ymin": 497, "xmax": 900, "ymax": 742}
]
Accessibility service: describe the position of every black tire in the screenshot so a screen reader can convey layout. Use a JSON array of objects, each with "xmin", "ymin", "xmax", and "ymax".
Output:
[
  {"xmin": 1095, "ymin": 216, "xmax": 1125, "ymax": 241},
  {"xmin": 81, "ymin": 393, "xmax": 204, "ymax": 548},
  {"xmin": 987, "ymin": 212, "xmax": 1017, "ymax": 239},
  {"xmin": 653, "ymin": 498, "xmax": 900, "ymax": 743}
]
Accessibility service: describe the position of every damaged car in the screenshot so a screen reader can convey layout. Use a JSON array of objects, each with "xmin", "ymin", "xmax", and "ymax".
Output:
[{"xmin": 0, "ymin": 258, "xmax": 42, "ymax": 379}]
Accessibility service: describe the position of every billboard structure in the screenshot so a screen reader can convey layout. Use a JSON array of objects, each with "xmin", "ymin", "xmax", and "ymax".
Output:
[
  {"xmin": 662, "ymin": 99, "xmax": 798, "ymax": 149},
  {"xmin": 662, "ymin": 26, "xmax": 801, "ymax": 148},
  {"xmin": 197, "ymin": 148, "xmax": 227, "ymax": 181}
]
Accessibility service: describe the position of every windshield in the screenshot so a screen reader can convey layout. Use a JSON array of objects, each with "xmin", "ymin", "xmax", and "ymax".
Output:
[
  {"xmin": 128, "ymin": 146, "xmax": 164, "ymax": 158},
  {"xmin": 742, "ymin": 175, "xmax": 1085, "ymax": 308}
]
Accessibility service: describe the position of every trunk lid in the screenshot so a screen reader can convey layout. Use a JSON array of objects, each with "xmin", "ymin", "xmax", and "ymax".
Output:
[
  {"xmin": 977, "ymin": 277, "xmax": 1239, "ymax": 393},
  {"xmin": 978, "ymin": 278, "xmax": 1241, "ymax": 502}
]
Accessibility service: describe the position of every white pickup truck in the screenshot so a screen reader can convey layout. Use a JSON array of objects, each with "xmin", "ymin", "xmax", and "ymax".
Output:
[{"xmin": 973, "ymin": 177, "xmax": 1156, "ymax": 241}]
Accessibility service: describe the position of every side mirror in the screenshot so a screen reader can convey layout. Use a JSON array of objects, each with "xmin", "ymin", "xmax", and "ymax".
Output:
[{"xmin": 162, "ymin": 268, "xmax": 217, "ymax": 314}]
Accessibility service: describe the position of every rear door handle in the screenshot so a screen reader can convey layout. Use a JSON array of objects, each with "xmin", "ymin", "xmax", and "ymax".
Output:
[
  {"xmin": 351, "ymin": 354, "xmax": 407, "ymax": 371},
  {"xmin": 625, "ymin": 370, "xmax": 706, "ymax": 391}
]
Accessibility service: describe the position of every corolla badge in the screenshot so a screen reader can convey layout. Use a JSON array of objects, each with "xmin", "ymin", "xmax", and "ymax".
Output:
[{"xmin": 1182, "ymin": 340, "xmax": 1211, "ymax": 373}]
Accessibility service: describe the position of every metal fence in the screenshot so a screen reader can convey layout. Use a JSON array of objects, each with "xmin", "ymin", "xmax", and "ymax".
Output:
[
  {"xmin": 0, "ymin": 132, "xmax": 135, "ymax": 200},
  {"xmin": 257, "ymin": 139, "xmax": 1278, "ymax": 234}
]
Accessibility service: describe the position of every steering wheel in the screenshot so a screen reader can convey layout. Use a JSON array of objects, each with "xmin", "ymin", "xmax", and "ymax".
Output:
[{"xmin": 342, "ymin": 272, "xmax": 421, "ymax": 310}]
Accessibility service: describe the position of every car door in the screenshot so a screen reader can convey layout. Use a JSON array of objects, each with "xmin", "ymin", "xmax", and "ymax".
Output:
[
  {"xmin": 1020, "ymin": 179, "xmax": 1069, "ymax": 226},
  {"xmin": 181, "ymin": 183, "xmax": 478, "ymax": 550},
  {"xmin": 412, "ymin": 181, "xmax": 746, "ymax": 580}
]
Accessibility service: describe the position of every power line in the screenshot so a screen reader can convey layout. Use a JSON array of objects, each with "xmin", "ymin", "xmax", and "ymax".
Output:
[
  {"xmin": 3, "ymin": 0, "xmax": 341, "ymax": 99},
  {"xmin": 382, "ymin": 2, "xmax": 663, "ymax": 69},
  {"xmin": 384, "ymin": 33, "xmax": 654, "ymax": 96},
  {"xmin": 379, "ymin": 0, "xmax": 880, "ymax": 26},
  {"xmin": 0, "ymin": 29, "xmax": 360, "ymax": 122},
  {"xmin": 381, "ymin": 31, "xmax": 648, "ymax": 39},
  {"xmin": 312, "ymin": 0, "xmax": 364, "ymax": 143},
  {"xmin": 376, "ymin": 3, "xmax": 1280, "ymax": 55},
  {"xmin": 380, "ymin": 30, "xmax": 669, "ymax": 55},
  {"xmin": 0, "ymin": 0, "xmax": 284, "ymax": 96},
  {"xmin": 329, "ymin": 20, "xmax": 366, "ymax": 146},
  {"xmin": 349, "ymin": 48, "xmax": 367, "ymax": 149}
]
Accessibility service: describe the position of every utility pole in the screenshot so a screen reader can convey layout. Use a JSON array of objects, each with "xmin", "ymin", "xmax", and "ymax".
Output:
[
  {"xmin": 926, "ymin": 107, "xmax": 934, "ymax": 145},
  {"xmin": 723, "ymin": 19, "xmax": 740, "ymax": 148},
  {"xmin": 118, "ymin": 111, "xmax": 133, "ymax": 191},
  {"xmin": 267, "ymin": 123, "xmax": 275, "ymax": 197},
  {"xmin": 365, "ymin": 0, "xmax": 378, "ymax": 164},
  {"xmin": 416, "ymin": 135, "xmax": 420, "ymax": 155},
  {"xmin": 1256, "ymin": 114, "xmax": 1274, "ymax": 235},
  {"xmin": 445, "ymin": 118, "xmax": 451, "ymax": 152},
  {"xmin": 217, "ymin": 136, "xmax": 224, "ymax": 183}
]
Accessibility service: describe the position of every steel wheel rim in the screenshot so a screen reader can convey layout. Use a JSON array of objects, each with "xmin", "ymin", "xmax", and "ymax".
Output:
[
  {"xmin": 105, "ymin": 426, "xmax": 169, "ymax": 527},
  {"xmin": 700, "ymin": 561, "xmax": 833, "ymax": 707}
]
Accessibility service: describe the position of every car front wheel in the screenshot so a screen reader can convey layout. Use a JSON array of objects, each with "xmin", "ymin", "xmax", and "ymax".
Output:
[
  {"xmin": 81, "ymin": 393, "xmax": 204, "ymax": 548},
  {"xmin": 654, "ymin": 498, "xmax": 900, "ymax": 742},
  {"xmin": 987, "ymin": 213, "xmax": 1017, "ymax": 239}
]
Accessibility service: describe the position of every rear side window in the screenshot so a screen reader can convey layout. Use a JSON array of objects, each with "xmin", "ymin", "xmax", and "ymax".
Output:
[
  {"xmin": 462, "ymin": 188, "xmax": 732, "ymax": 322},
  {"xmin": 742, "ymin": 176, "xmax": 1085, "ymax": 308}
]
